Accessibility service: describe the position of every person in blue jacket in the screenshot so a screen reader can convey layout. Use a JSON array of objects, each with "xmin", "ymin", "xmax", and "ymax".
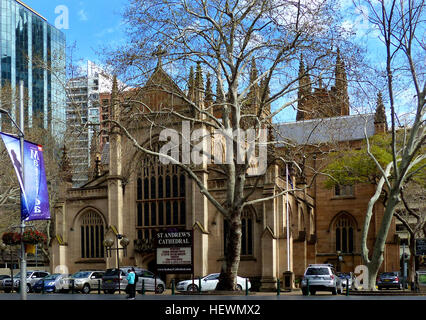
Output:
[{"xmin": 126, "ymin": 268, "xmax": 136, "ymax": 300}]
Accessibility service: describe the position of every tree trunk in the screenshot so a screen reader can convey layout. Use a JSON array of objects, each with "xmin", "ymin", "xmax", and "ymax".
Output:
[
  {"xmin": 366, "ymin": 259, "xmax": 382, "ymax": 291},
  {"xmin": 216, "ymin": 209, "xmax": 242, "ymax": 291},
  {"xmin": 409, "ymin": 238, "xmax": 416, "ymax": 289},
  {"xmin": 366, "ymin": 193, "xmax": 400, "ymax": 290}
]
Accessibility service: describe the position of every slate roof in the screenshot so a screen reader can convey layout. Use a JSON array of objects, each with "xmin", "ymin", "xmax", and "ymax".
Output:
[{"xmin": 275, "ymin": 114, "xmax": 376, "ymax": 145}]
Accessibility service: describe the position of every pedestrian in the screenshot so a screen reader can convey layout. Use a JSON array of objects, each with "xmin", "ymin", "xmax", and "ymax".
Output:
[{"xmin": 126, "ymin": 267, "xmax": 136, "ymax": 300}]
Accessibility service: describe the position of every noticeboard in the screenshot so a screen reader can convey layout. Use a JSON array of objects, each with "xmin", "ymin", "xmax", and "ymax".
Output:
[
  {"xmin": 155, "ymin": 230, "xmax": 194, "ymax": 274},
  {"xmin": 415, "ymin": 239, "xmax": 426, "ymax": 256}
]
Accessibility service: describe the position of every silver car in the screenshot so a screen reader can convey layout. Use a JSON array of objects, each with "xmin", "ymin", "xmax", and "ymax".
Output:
[
  {"xmin": 337, "ymin": 272, "xmax": 355, "ymax": 290},
  {"xmin": 3, "ymin": 270, "xmax": 50, "ymax": 293},
  {"xmin": 102, "ymin": 267, "xmax": 165, "ymax": 294},
  {"xmin": 0, "ymin": 275, "xmax": 11, "ymax": 292},
  {"xmin": 66, "ymin": 270, "xmax": 105, "ymax": 294},
  {"xmin": 301, "ymin": 264, "xmax": 343, "ymax": 295}
]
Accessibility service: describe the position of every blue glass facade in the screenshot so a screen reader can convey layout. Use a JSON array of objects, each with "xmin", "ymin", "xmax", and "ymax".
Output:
[{"xmin": 0, "ymin": 0, "xmax": 66, "ymax": 139}]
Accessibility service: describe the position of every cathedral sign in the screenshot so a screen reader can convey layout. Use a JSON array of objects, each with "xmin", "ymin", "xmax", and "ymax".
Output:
[{"xmin": 155, "ymin": 231, "xmax": 194, "ymax": 274}]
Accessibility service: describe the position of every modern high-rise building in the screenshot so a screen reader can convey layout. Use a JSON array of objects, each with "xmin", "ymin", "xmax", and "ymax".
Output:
[
  {"xmin": 66, "ymin": 61, "xmax": 115, "ymax": 187},
  {"xmin": 0, "ymin": 0, "xmax": 66, "ymax": 138}
]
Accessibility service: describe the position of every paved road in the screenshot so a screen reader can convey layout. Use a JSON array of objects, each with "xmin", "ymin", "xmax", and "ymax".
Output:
[
  {"xmin": 0, "ymin": 290, "xmax": 425, "ymax": 300},
  {"xmin": 0, "ymin": 291, "xmax": 420, "ymax": 320}
]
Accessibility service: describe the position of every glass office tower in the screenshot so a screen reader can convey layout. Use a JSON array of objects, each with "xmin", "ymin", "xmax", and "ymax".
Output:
[{"xmin": 0, "ymin": 0, "xmax": 66, "ymax": 139}]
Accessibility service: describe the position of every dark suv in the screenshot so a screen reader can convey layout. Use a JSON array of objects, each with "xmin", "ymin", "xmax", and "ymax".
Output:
[{"xmin": 377, "ymin": 272, "xmax": 403, "ymax": 290}]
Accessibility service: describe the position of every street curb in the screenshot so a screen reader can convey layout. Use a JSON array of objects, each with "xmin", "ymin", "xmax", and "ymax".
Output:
[{"xmin": 348, "ymin": 290, "xmax": 426, "ymax": 296}]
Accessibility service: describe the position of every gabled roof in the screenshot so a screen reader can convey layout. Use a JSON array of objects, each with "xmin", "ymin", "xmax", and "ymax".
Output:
[
  {"xmin": 275, "ymin": 114, "xmax": 376, "ymax": 145},
  {"xmin": 145, "ymin": 65, "xmax": 186, "ymax": 96}
]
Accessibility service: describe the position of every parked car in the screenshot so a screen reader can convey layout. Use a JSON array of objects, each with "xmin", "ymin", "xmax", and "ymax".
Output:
[
  {"xmin": 33, "ymin": 273, "xmax": 71, "ymax": 293},
  {"xmin": 2, "ymin": 271, "xmax": 50, "ymax": 293},
  {"xmin": 102, "ymin": 267, "xmax": 165, "ymax": 294},
  {"xmin": 65, "ymin": 270, "xmax": 104, "ymax": 294},
  {"xmin": 176, "ymin": 273, "xmax": 251, "ymax": 292},
  {"xmin": 0, "ymin": 275, "xmax": 11, "ymax": 292},
  {"xmin": 337, "ymin": 272, "xmax": 355, "ymax": 289},
  {"xmin": 377, "ymin": 272, "xmax": 403, "ymax": 290},
  {"xmin": 301, "ymin": 264, "xmax": 343, "ymax": 295}
]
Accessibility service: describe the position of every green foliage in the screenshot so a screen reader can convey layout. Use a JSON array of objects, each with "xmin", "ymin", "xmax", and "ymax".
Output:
[{"xmin": 324, "ymin": 133, "xmax": 425, "ymax": 189}]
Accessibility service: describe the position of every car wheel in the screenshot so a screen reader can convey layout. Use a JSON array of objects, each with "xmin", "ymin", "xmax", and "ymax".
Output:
[
  {"xmin": 309, "ymin": 289, "xmax": 316, "ymax": 295},
  {"xmin": 82, "ymin": 284, "xmax": 91, "ymax": 294},
  {"xmin": 302, "ymin": 288, "xmax": 308, "ymax": 296},
  {"xmin": 26, "ymin": 285, "xmax": 31, "ymax": 293},
  {"xmin": 104, "ymin": 289, "xmax": 115, "ymax": 294},
  {"xmin": 332, "ymin": 287, "xmax": 337, "ymax": 295},
  {"xmin": 187, "ymin": 284, "xmax": 198, "ymax": 292},
  {"xmin": 4, "ymin": 289, "xmax": 11, "ymax": 293},
  {"xmin": 156, "ymin": 284, "xmax": 165, "ymax": 294},
  {"xmin": 236, "ymin": 284, "xmax": 243, "ymax": 291}
]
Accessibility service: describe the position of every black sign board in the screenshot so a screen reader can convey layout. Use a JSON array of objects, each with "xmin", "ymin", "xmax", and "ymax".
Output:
[
  {"xmin": 415, "ymin": 239, "xmax": 426, "ymax": 256},
  {"xmin": 155, "ymin": 230, "xmax": 194, "ymax": 274}
]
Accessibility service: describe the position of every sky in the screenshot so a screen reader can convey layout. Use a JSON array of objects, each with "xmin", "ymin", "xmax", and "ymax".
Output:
[
  {"xmin": 22, "ymin": 0, "xmax": 419, "ymax": 124},
  {"xmin": 24, "ymin": 0, "xmax": 128, "ymax": 65}
]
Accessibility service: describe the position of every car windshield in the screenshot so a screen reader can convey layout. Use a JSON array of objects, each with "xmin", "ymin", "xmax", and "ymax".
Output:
[
  {"xmin": 14, "ymin": 272, "xmax": 32, "ymax": 278},
  {"xmin": 381, "ymin": 272, "xmax": 397, "ymax": 277},
  {"xmin": 72, "ymin": 272, "xmax": 91, "ymax": 279},
  {"xmin": 44, "ymin": 274, "xmax": 60, "ymax": 280},
  {"xmin": 337, "ymin": 273, "xmax": 351, "ymax": 279},
  {"xmin": 104, "ymin": 269, "xmax": 126, "ymax": 276},
  {"xmin": 306, "ymin": 268, "xmax": 330, "ymax": 275}
]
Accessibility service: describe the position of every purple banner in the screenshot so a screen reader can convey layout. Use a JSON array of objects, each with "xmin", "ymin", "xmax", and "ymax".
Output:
[{"xmin": 1, "ymin": 133, "xmax": 51, "ymax": 221}]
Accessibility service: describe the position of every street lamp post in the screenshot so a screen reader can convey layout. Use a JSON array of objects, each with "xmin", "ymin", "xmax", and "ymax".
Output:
[
  {"xmin": 104, "ymin": 234, "xmax": 129, "ymax": 294},
  {"xmin": 0, "ymin": 80, "xmax": 27, "ymax": 300}
]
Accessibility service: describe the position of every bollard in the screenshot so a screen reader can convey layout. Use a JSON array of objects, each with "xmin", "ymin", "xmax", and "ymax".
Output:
[
  {"xmin": 142, "ymin": 279, "xmax": 145, "ymax": 295},
  {"xmin": 245, "ymin": 278, "xmax": 249, "ymax": 296},
  {"xmin": 199, "ymin": 277, "xmax": 202, "ymax": 293},
  {"xmin": 171, "ymin": 279, "xmax": 175, "ymax": 295},
  {"xmin": 277, "ymin": 279, "xmax": 280, "ymax": 296},
  {"xmin": 346, "ymin": 279, "xmax": 349, "ymax": 296},
  {"xmin": 98, "ymin": 280, "xmax": 101, "ymax": 295},
  {"xmin": 307, "ymin": 278, "xmax": 310, "ymax": 296}
]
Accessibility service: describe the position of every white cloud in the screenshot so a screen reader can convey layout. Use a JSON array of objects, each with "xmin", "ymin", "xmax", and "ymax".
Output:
[
  {"xmin": 78, "ymin": 9, "xmax": 88, "ymax": 21},
  {"xmin": 95, "ymin": 27, "xmax": 115, "ymax": 38}
]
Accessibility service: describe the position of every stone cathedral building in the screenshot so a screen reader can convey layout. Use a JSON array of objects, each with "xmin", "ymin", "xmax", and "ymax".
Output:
[{"xmin": 51, "ymin": 52, "xmax": 399, "ymax": 291}]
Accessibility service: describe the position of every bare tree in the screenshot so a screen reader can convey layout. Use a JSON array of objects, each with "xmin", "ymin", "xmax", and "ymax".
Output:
[
  {"xmin": 102, "ymin": 0, "xmax": 347, "ymax": 290},
  {"xmin": 394, "ymin": 182, "xmax": 426, "ymax": 287},
  {"xmin": 353, "ymin": 0, "xmax": 425, "ymax": 290},
  {"xmin": 0, "ymin": 81, "xmax": 69, "ymax": 264}
]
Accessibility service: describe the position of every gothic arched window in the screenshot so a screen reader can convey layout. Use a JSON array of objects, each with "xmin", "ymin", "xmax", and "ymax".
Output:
[
  {"xmin": 334, "ymin": 214, "xmax": 355, "ymax": 253},
  {"xmin": 80, "ymin": 211, "xmax": 105, "ymax": 259},
  {"xmin": 136, "ymin": 154, "xmax": 186, "ymax": 241},
  {"xmin": 224, "ymin": 209, "xmax": 254, "ymax": 256}
]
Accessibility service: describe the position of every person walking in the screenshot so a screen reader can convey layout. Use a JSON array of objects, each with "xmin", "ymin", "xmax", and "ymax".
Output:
[{"xmin": 126, "ymin": 268, "xmax": 136, "ymax": 300}]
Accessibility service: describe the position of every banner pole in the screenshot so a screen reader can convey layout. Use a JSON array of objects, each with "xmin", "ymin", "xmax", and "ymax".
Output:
[{"xmin": 19, "ymin": 80, "xmax": 27, "ymax": 301}]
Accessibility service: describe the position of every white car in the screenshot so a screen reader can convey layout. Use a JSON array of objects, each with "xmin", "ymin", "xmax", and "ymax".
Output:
[{"xmin": 176, "ymin": 273, "xmax": 251, "ymax": 292}]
